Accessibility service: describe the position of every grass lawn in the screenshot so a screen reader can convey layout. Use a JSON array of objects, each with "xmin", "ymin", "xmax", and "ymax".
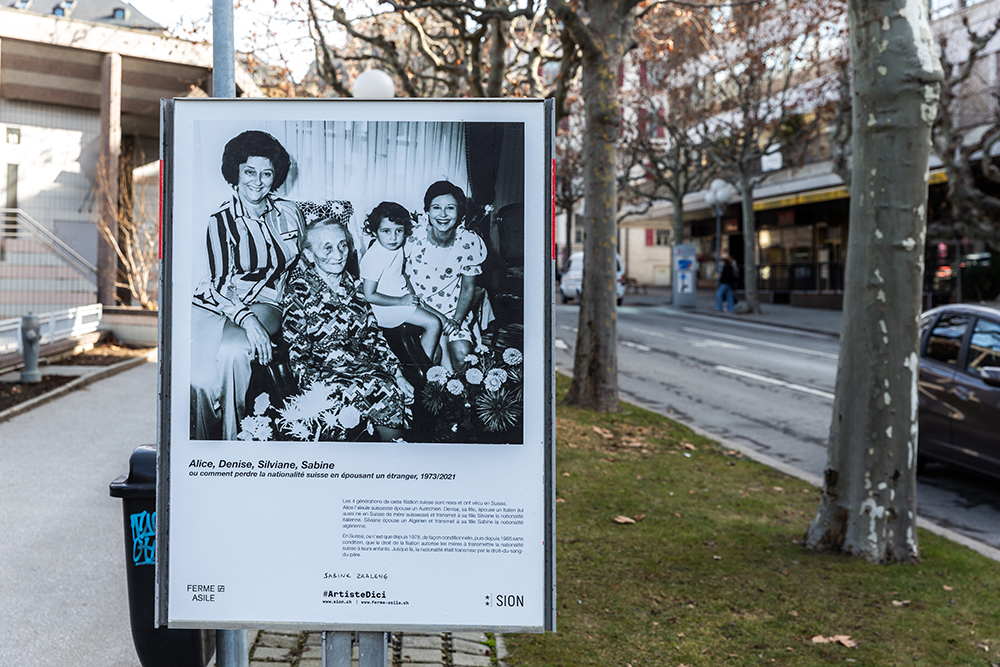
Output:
[{"xmin": 504, "ymin": 376, "xmax": 1000, "ymax": 667}]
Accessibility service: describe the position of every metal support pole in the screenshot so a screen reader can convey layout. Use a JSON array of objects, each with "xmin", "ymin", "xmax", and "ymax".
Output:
[
  {"xmin": 322, "ymin": 631, "xmax": 353, "ymax": 667},
  {"xmin": 212, "ymin": 0, "xmax": 236, "ymax": 98},
  {"xmin": 216, "ymin": 629, "xmax": 248, "ymax": 667},
  {"xmin": 213, "ymin": 2, "xmax": 241, "ymax": 664},
  {"xmin": 359, "ymin": 632, "xmax": 388, "ymax": 667}
]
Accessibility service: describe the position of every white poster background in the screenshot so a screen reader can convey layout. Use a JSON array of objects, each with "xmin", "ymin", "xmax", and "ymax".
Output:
[{"xmin": 164, "ymin": 99, "xmax": 549, "ymax": 631}]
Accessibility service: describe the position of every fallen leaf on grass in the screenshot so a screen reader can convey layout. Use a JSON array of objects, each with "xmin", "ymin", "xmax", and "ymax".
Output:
[
  {"xmin": 562, "ymin": 472, "xmax": 570, "ymax": 477},
  {"xmin": 681, "ymin": 442, "xmax": 697, "ymax": 450},
  {"xmin": 555, "ymin": 498, "xmax": 566, "ymax": 503},
  {"xmin": 943, "ymin": 585, "xmax": 953, "ymax": 591},
  {"xmin": 891, "ymin": 600, "xmax": 911, "ymax": 607},
  {"xmin": 633, "ymin": 514, "xmax": 647, "ymax": 522},
  {"xmin": 614, "ymin": 515, "xmax": 636, "ymax": 524},
  {"xmin": 713, "ymin": 555, "xmax": 722, "ymax": 560},
  {"xmin": 592, "ymin": 426, "xmax": 615, "ymax": 439},
  {"xmin": 811, "ymin": 635, "xmax": 859, "ymax": 648}
]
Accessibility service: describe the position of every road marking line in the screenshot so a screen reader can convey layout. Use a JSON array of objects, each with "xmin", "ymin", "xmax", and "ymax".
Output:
[
  {"xmin": 561, "ymin": 325, "xmax": 578, "ymax": 333},
  {"xmin": 715, "ymin": 365, "xmax": 835, "ymax": 400},
  {"xmin": 555, "ymin": 338, "xmax": 570, "ymax": 350},
  {"xmin": 631, "ymin": 327, "xmax": 745, "ymax": 349},
  {"xmin": 621, "ymin": 340, "xmax": 652, "ymax": 352},
  {"xmin": 685, "ymin": 327, "xmax": 837, "ymax": 359}
]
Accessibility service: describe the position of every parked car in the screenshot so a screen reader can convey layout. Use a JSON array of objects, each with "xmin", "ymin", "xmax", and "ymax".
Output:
[
  {"xmin": 918, "ymin": 303, "xmax": 1000, "ymax": 479},
  {"xmin": 559, "ymin": 252, "xmax": 626, "ymax": 306}
]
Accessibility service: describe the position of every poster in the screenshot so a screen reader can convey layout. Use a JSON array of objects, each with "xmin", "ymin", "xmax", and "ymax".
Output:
[{"xmin": 157, "ymin": 99, "xmax": 554, "ymax": 632}]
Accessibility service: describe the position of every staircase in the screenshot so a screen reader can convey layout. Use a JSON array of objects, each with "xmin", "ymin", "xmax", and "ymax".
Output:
[{"xmin": 0, "ymin": 209, "xmax": 98, "ymax": 319}]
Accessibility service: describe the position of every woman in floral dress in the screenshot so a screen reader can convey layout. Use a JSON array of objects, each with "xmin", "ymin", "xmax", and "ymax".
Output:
[{"xmin": 404, "ymin": 180, "xmax": 489, "ymax": 373}]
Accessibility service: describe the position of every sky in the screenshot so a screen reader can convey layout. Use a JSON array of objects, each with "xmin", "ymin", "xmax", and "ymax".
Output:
[{"xmin": 127, "ymin": 0, "xmax": 317, "ymax": 80}]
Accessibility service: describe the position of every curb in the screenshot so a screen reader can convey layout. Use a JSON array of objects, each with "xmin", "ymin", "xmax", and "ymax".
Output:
[
  {"xmin": 658, "ymin": 303, "xmax": 842, "ymax": 339},
  {"xmin": 625, "ymin": 391, "xmax": 1000, "ymax": 564},
  {"xmin": 555, "ymin": 370, "xmax": 1000, "ymax": 565},
  {"xmin": 0, "ymin": 350, "xmax": 157, "ymax": 424},
  {"xmin": 494, "ymin": 632, "xmax": 508, "ymax": 666}
]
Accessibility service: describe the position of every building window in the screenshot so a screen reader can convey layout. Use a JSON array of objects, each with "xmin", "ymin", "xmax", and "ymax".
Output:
[
  {"xmin": 928, "ymin": 0, "xmax": 954, "ymax": 19},
  {"xmin": 655, "ymin": 229, "xmax": 671, "ymax": 246},
  {"xmin": 112, "ymin": 7, "xmax": 128, "ymax": 19},
  {"xmin": 6, "ymin": 128, "xmax": 20, "ymax": 145},
  {"xmin": 5, "ymin": 164, "xmax": 18, "ymax": 235},
  {"xmin": 574, "ymin": 227, "xmax": 584, "ymax": 244},
  {"xmin": 5, "ymin": 165, "xmax": 17, "ymax": 209},
  {"xmin": 13, "ymin": 0, "xmax": 31, "ymax": 9},
  {"xmin": 53, "ymin": 0, "xmax": 76, "ymax": 16}
]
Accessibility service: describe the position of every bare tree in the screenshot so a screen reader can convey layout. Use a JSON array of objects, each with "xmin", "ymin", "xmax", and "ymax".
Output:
[
  {"xmin": 92, "ymin": 150, "xmax": 158, "ymax": 310},
  {"xmin": 699, "ymin": 0, "xmax": 843, "ymax": 314},
  {"xmin": 805, "ymin": 0, "xmax": 943, "ymax": 564},
  {"xmin": 305, "ymin": 0, "xmax": 573, "ymax": 105},
  {"xmin": 930, "ymin": 14, "xmax": 1000, "ymax": 300},
  {"xmin": 617, "ymin": 5, "xmax": 719, "ymax": 243}
]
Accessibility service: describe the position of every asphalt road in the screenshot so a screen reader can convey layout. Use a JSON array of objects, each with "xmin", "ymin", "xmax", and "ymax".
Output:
[{"xmin": 555, "ymin": 303, "xmax": 1000, "ymax": 551}]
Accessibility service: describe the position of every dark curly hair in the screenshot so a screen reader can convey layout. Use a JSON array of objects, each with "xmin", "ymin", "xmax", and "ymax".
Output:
[
  {"xmin": 422, "ymin": 180, "xmax": 468, "ymax": 224},
  {"xmin": 363, "ymin": 201, "xmax": 415, "ymax": 238},
  {"xmin": 220, "ymin": 130, "xmax": 291, "ymax": 191}
]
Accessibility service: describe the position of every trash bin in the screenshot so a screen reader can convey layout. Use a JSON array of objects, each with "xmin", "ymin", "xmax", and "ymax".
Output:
[
  {"xmin": 110, "ymin": 445, "xmax": 215, "ymax": 667},
  {"xmin": 673, "ymin": 244, "xmax": 698, "ymax": 308}
]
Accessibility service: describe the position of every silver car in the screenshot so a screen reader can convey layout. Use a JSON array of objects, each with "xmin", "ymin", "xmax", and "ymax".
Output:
[{"xmin": 559, "ymin": 252, "xmax": 626, "ymax": 306}]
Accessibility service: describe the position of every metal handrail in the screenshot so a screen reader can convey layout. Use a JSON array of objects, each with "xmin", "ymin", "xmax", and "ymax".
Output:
[
  {"xmin": 0, "ymin": 208, "xmax": 98, "ymax": 282},
  {"xmin": 0, "ymin": 304, "xmax": 103, "ymax": 357}
]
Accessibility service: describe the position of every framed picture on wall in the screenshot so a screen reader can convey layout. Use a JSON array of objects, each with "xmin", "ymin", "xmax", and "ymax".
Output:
[{"xmin": 156, "ymin": 98, "xmax": 554, "ymax": 632}]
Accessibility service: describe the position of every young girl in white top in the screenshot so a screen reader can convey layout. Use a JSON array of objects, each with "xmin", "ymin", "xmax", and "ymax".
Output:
[{"xmin": 359, "ymin": 201, "xmax": 442, "ymax": 362}]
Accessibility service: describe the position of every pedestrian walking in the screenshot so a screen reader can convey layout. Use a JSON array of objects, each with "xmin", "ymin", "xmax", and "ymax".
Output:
[{"xmin": 716, "ymin": 257, "xmax": 737, "ymax": 312}]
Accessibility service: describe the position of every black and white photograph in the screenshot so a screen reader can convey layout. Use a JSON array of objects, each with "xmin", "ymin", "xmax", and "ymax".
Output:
[
  {"xmin": 184, "ymin": 117, "xmax": 527, "ymax": 444},
  {"xmin": 160, "ymin": 98, "xmax": 552, "ymax": 632}
]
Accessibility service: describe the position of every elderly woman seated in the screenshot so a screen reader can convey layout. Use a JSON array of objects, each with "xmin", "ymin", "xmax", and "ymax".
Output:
[{"xmin": 277, "ymin": 218, "xmax": 412, "ymax": 441}]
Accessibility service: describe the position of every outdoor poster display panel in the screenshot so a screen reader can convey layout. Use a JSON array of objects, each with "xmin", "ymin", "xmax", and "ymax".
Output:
[{"xmin": 158, "ymin": 98, "xmax": 554, "ymax": 632}]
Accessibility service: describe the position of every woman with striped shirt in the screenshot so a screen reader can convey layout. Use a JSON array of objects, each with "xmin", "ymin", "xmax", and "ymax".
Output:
[{"xmin": 190, "ymin": 130, "xmax": 306, "ymax": 440}]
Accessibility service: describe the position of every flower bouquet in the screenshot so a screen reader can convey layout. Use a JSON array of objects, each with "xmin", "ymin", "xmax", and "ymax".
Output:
[
  {"xmin": 420, "ymin": 345, "xmax": 524, "ymax": 442},
  {"xmin": 238, "ymin": 382, "xmax": 376, "ymax": 442}
]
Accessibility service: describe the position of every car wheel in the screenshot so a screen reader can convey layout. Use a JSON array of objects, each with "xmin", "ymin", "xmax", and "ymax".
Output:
[{"xmin": 617, "ymin": 297, "xmax": 623, "ymax": 306}]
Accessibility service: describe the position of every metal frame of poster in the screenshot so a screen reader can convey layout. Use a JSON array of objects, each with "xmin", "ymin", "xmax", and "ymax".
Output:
[{"xmin": 155, "ymin": 98, "xmax": 555, "ymax": 633}]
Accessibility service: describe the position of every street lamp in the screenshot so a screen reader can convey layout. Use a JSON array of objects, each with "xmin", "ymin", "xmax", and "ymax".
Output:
[
  {"xmin": 704, "ymin": 179, "xmax": 734, "ymax": 275},
  {"xmin": 353, "ymin": 69, "xmax": 396, "ymax": 98}
]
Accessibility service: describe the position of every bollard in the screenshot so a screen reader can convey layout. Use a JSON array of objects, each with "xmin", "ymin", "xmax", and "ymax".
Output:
[{"xmin": 20, "ymin": 313, "xmax": 41, "ymax": 383}]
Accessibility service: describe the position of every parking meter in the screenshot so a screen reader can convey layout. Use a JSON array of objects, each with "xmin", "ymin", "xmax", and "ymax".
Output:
[{"xmin": 673, "ymin": 244, "xmax": 698, "ymax": 308}]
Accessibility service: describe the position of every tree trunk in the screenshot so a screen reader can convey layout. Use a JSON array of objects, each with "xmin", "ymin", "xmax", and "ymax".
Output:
[
  {"xmin": 805, "ymin": 0, "xmax": 942, "ymax": 563},
  {"xmin": 737, "ymin": 173, "xmax": 762, "ymax": 314},
  {"xmin": 556, "ymin": 0, "xmax": 632, "ymax": 412},
  {"xmin": 564, "ymin": 188, "xmax": 575, "ymax": 267}
]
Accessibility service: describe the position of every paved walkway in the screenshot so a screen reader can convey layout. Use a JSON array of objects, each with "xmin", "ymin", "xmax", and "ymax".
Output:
[{"xmin": 248, "ymin": 630, "xmax": 504, "ymax": 667}]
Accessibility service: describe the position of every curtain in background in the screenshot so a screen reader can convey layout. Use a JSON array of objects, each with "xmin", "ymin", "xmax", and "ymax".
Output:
[{"xmin": 267, "ymin": 121, "xmax": 468, "ymax": 253}]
